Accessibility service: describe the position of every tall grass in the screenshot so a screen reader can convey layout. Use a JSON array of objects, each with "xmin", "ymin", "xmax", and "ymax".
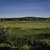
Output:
[{"xmin": 0, "ymin": 21, "xmax": 50, "ymax": 50}]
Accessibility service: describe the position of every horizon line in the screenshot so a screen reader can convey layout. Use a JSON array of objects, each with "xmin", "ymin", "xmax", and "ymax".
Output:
[{"xmin": 0, "ymin": 16, "xmax": 50, "ymax": 18}]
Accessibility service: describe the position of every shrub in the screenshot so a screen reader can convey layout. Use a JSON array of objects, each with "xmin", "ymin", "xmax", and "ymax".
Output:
[
  {"xmin": 35, "ymin": 32, "xmax": 50, "ymax": 39},
  {"xmin": 0, "ymin": 43, "xmax": 11, "ymax": 48}
]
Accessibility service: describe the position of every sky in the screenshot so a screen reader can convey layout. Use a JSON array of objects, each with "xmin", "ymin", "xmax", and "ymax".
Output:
[{"xmin": 0, "ymin": 0, "xmax": 50, "ymax": 18}]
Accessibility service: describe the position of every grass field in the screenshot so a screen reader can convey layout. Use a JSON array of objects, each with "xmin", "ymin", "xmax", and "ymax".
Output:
[
  {"xmin": 0, "ymin": 21, "xmax": 50, "ymax": 49},
  {"xmin": 0, "ymin": 21, "xmax": 50, "ymax": 29},
  {"xmin": 0, "ymin": 21, "xmax": 50, "ymax": 38}
]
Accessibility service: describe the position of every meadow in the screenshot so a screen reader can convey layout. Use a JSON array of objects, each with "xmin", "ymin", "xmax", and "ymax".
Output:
[{"xmin": 0, "ymin": 21, "xmax": 50, "ymax": 50}]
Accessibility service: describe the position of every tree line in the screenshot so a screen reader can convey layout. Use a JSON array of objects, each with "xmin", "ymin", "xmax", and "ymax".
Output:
[{"xmin": 0, "ymin": 17, "xmax": 50, "ymax": 21}]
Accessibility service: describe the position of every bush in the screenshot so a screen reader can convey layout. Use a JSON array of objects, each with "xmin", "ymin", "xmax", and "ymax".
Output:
[
  {"xmin": 0, "ymin": 43, "xmax": 11, "ymax": 48},
  {"xmin": 35, "ymin": 32, "xmax": 50, "ymax": 39},
  {"xmin": 0, "ymin": 28, "xmax": 8, "ymax": 43},
  {"xmin": 0, "ymin": 28, "xmax": 12, "ymax": 46},
  {"xmin": 29, "ymin": 39, "xmax": 49, "ymax": 50}
]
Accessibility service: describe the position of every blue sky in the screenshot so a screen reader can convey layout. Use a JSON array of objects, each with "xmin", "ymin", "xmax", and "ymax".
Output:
[{"xmin": 0, "ymin": 0, "xmax": 50, "ymax": 18}]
